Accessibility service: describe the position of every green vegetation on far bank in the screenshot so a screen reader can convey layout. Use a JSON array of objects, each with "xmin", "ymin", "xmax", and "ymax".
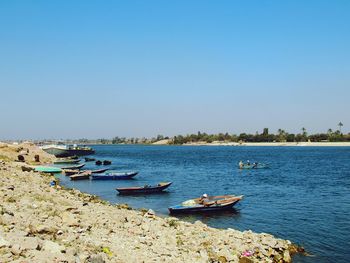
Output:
[{"xmin": 23, "ymin": 125, "xmax": 350, "ymax": 145}]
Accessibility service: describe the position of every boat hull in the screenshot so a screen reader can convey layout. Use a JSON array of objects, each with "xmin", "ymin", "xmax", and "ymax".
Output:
[
  {"xmin": 53, "ymin": 159, "xmax": 80, "ymax": 165},
  {"xmin": 117, "ymin": 182, "xmax": 172, "ymax": 195},
  {"xmin": 43, "ymin": 147, "xmax": 95, "ymax": 157},
  {"xmin": 91, "ymin": 168, "xmax": 109, "ymax": 174},
  {"xmin": 70, "ymin": 172, "xmax": 91, "ymax": 181},
  {"xmin": 34, "ymin": 166, "xmax": 62, "ymax": 173},
  {"xmin": 239, "ymin": 164, "xmax": 269, "ymax": 169},
  {"xmin": 92, "ymin": 172, "xmax": 138, "ymax": 180},
  {"xmin": 55, "ymin": 163, "xmax": 85, "ymax": 170},
  {"xmin": 168, "ymin": 199, "xmax": 240, "ymax": 214}
]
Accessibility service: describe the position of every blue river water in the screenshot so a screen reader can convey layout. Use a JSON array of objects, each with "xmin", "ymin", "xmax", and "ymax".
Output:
[{"xmin": 56, "ymin": 145, "xmax": 350, "ymax": 263}]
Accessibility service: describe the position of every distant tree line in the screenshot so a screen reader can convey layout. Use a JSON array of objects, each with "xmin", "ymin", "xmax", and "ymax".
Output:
[
  {"xmin": 47, "ymin": 123, "xmax": 349, "ymax": 145},
  {"xmin": 171, "ymin": 127, "xmax": 350, "ymax": 144}
]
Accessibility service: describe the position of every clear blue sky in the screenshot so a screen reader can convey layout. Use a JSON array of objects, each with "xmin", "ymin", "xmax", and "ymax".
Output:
[{"xmin": 0, "ymin": 0, "xmax": 349, "ymax": 139}]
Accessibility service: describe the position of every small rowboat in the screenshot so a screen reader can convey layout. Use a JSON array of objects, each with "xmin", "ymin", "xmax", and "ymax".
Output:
[
  {"xmin": 53, "ymin": 159, "xmax": 80, "ymax": 165},
  {"xmin": 34, "ymin": 166, "xmax": 62, "ymax": 173},
  {"xmin": 91, "ymin": 168, "xmax": 109, "ymax": 174},
  {"xmin": 56, "ymin": 163, "xmax": 85, "ymax": 170},
  {"xmin": 168, "ymin": 195, "xmax": 243, "ymax": 214},
  {"xmin": 63, "ymin": 169, "xmax": 80, "ymax": 176},
  {"xmin": 239, "ymin": 163, "xmax": 269, "ymax": 169},
  {"xmin": 116, "ymin": 182, "xmax": 172, "ymax": 195},
  {"xmin": 92, "ymin": 171, "xmax": 138, "ymax": 180},
  {"xmin": 70, "ymin": 171, "xmax": 92, "ymax": 181}
]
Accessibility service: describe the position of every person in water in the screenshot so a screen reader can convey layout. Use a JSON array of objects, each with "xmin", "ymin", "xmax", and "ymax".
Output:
[
  {"xmin": 239, "ymin": 161, "xmax": 243, "ymax": 169},
  {"xmin": 247, "ymin": 160, "xmax": 250, "ymax": 166},
  {"xmin": 252, "ymin": 162, "xmax": 258, "ymax": 168}
]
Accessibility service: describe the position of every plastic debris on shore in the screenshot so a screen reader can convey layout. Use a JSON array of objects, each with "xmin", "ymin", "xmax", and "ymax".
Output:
[{"xmin": 242, "ymin": 250, "xmax": 253, "ymax": 257}]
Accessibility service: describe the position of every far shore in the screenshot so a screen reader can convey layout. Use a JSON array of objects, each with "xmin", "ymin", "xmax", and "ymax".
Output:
[{"xmin": 181, "ymin": 141, "xmax": 350, "ymax": 147}]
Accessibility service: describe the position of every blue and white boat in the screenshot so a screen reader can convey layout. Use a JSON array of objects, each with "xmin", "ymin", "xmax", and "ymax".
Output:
[{"xmin": 91, "ymin": 171, "xmax": 139, "ymax": 180}]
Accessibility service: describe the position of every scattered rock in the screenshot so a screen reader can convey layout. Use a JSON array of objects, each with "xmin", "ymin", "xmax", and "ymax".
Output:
[
  {"xmin": 283, "ymin": 250, "xmax": 292, "ymax": 262},
  {"xmin": 88, "ymin": 253, "xmax": 105, "ymax": 263},
  {"xmin": 239, "ymin": 256, "xmax": 255, "ymax": 263},
  {"xmin": 21, "ymin": 237, "xmax": 40, "ymax": 250},
  {"xmin": 29, "ymin": 224, "xmax": 58, "ymax": 235},
  {"xmin": 22, "ymin": 165, "xmax": 34, "ymax": 172},
  {"xmin": 42, "ymin": 240, "xmax": 65, "ymax": 254},
  {"xmin": 34, "ymin": 154, "xmax": 40, "ymax": 162},
  {"xmin": 61, "ymin": 212, "xmax": 79, "ymax": 227},
  {"xmin": 10, "ymin": 244, "xmax": 22, "ymax": 256},
  {"xmin": 7, "ymin": 185, "xmax": 15, "ymax": 191},
  {"xmin": 17, "ymin": 155, "xmax": 25, "ymax": 162},
  {"xmin": 0, "ymin": 236, "xmax": 10, "ymax": 248}
]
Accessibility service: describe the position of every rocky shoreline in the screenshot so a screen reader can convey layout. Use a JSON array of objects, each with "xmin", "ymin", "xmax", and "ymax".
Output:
[{"xmin": 0, "ymin": 143, "xmax": 302, "ymax": 262}]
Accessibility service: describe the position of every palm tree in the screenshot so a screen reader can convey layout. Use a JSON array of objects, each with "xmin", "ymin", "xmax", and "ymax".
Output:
[
  {"xmin": 338, "ymin": 122, "xmax": 343, "ymax": 134},
  {"xmin": 301, "ymin": 127, "xmax": 307, "ymax": 136}
]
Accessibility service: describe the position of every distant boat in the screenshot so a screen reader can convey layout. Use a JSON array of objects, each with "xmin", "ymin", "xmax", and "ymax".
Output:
[
  {"xmin": 84, "ymin": 157, "xmax": 96, "ymax": 162},
  {"xmin": 41, "ymin": 144, "xmax": 95, "ymax": 157},
  {"xmin": 34, "ymin": 166, "xmax": 62, "ymax": 173},
  {"xmin": 91, "ymin": 168, "xmax": 109, "ymax": 174},
  {"xmin": 116, "ymin": 182, "xmax": 172, "ymax": 195},
  {"xmin": 95, "ymin": 160, "xmax": 102, "ymax": 166},
  {"xmin": 103, "ymin": 160, "xmax": 112, "ymax": 165},
  {"xmin": 168, "ymin": 195, "xmax": 243, "ymax": 214},
  {"xmin": 56, "ymin": 163, "xmax": 85, "ymax": 170},
  {"xmin": 92, "ymin": 171, "xmax": 138, "ymax": 180},
  {"xmin": 239, "ymin": 163, "xmax": 269, "ymax": 169},
  {"xmin": 53, "ymin": 159, "xmax": 80, "ymax": 165},
  {"xmin": 70, "ymin": 171, "xmax": 92, "ymax": 181}
]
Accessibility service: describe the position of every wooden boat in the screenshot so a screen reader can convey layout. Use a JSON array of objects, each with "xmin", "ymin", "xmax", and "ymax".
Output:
[
  {"xmin": 168, "ymin": 195, "xmax": 243, "ymax": 214},
  {"xmin": 54, "ymin": 159, "xmax": 80, "ymax": 165},
  {"xmin": 91, "ymin": 168, "xmax": 109, "ymax": 174},
  {"xmin": 239, "ymin": 163, "xmax": 269, "ymax": 169},
  {"xmin": 84, "ymin": 157, "xmax": 96, "ymax": 162},
  {"xmin": 56, "ymin": 163, "xmax": 85, "ymax": 170},
  {"xmin": 70, "ymin": 171, "xmax": 92, "ymax": 181},
  {"xmin": 34, "ymin": 166, "xmax": 62, "ymax": 173},
  {"xmin": 63, "ymin": 169, "xmax": 80, "ymax": 176},
  {"xmin": 116, "ymin": 182, "xmax": 172, "ymax": 195},
  {"xmin": 92, "ymin": 171, "xmax": 138, "ymax": 180}
]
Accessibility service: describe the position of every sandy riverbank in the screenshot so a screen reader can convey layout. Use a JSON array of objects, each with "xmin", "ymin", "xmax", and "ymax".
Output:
[{"xmin": 0, "ymin": 142, "xmax": 301, "ymax": 262}]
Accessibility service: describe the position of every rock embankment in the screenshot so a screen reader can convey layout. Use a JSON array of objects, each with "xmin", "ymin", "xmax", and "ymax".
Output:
[{"xmin": 0, "ymin": 143, "xmax": 301, "ymax": 262}]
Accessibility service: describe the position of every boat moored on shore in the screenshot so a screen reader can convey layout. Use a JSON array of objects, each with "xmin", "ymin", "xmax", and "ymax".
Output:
[
  {"xmin": 70, "ymin": 171, "xmax": 92, "ymax": 181},
  {"xmin": 168, "ymin": 195, "xmax": 243, "ymax": 214},
  {"xmin": 55, "ymin": 163, "xmax": 85, "ymax": 170},
  {"xmin": 34, "ymin": 166, "xmax": 62, "ymax": 173},
  {"xmin": 116, "ymin": 182, "xmax": 172, "ymax": 195},
  {"xmin": 53, "ymin": 159, "xmax": 81, "ymax": 165},
  {"xmin": 92, "ymin": 171, "xmax": 139, "ymax": 180},
  {"xmin": 41, "ymin": 144, "xmax": 95, "ymax": 157}
]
